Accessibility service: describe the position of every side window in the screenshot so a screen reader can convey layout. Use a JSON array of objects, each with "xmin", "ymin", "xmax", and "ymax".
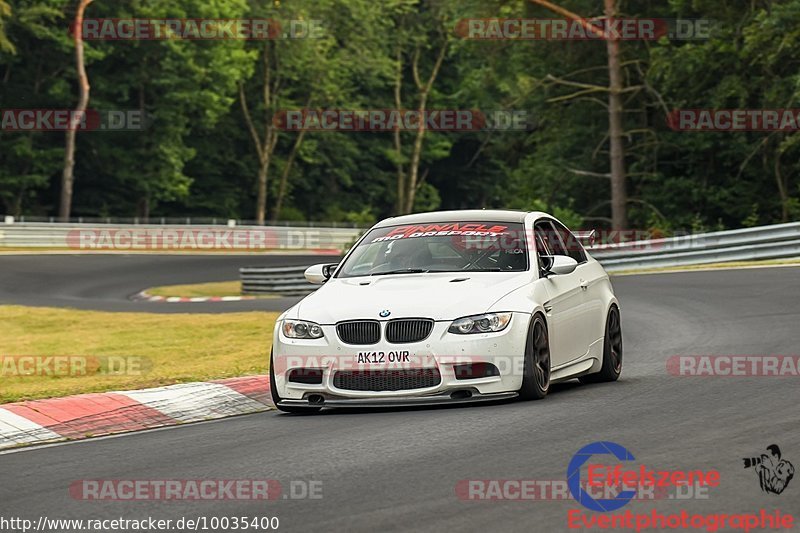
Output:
[
  {"xmin": 533, "ymin": 221, "xmax": 558, "ymax": 272},
  {"xmin": 550, "ymin": 220, "xmax": 587, "ymax": 264},
  {"xmin": 535, "ymin": 220, "xmax": 567, "ymax": 256}
]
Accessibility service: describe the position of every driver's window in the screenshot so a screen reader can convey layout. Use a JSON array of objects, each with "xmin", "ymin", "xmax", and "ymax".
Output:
[
  {"xmin": 539, "ymin": 220, "xmax": 568, "ymax": 256},
  {"xmin": 533, "ymin": 221, "xmax": 554, "ymax": 272},
  {"xmin": 550, "ymin": 219, "xmax": 587, "ymax": 264}
]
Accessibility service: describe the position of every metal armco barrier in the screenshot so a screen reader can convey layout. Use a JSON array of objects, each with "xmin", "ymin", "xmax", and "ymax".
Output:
[
  {"xmin": 240, "ymin": 266, "xmax": 323, "ymax": 296},
  {"xmin": 0, "ymin": 221, "xmax": 362, "ymax": 252},
  {"xmin": 590, "ymin": 221, "xmax": 800, "ymax": 271},
  {"xmin": 237, "ymin": 221, "xmax": 800, "ymax": 294},
  {"xmin": 4, "ymin": 218, "xmax": 798, "ymax": 289}
]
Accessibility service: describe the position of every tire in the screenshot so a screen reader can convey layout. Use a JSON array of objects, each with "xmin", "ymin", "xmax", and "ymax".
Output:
[
  {"xmin": 518, "ymin": 314, "xmax": 550, "ymax": 400},
  {"xmin": 269, "ymin": 350, "xmax": 322, "ymax": 414},
  {"xmin": 579, "ymin": 305, "xmax": 622, "ymax": 384}
]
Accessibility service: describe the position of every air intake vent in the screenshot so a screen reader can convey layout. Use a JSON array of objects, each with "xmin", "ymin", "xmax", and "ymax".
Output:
[
  {"xmin": 336, "ymin": 320, "xmax": 380, "ymax": 345},
  {"xmin": 333, "ymin": 369, "xmax": 441, "ymax": 391},
  {"xmin": 385, "ymin": 319, "xmax": 434, "ymax": 343}
]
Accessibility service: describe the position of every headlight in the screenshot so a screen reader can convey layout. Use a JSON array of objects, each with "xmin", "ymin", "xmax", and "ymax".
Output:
[
  {"xmin": 448, "ymin": 313, "xmax": 512, "ymax": 334},
  {"xmin": 283, "ymin": 319, "xmax": 324, "ymax": 339}
]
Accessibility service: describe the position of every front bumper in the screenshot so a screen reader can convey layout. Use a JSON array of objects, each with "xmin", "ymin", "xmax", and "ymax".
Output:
[
  {"xmin": 277, "ymin": 391, "xmax": 518, "ymax": 409},
  {"xmin": 271, "ymin": 313, "xmax": 531, "ymax": 402}
]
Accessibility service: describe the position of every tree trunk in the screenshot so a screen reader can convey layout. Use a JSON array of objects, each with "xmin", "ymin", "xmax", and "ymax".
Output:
[
  {"xmin": 404, "ymin": 98, "xmax": 428, "ymax": 213},
  {"xmin": 59, "ymin": 0, "xmax": 93, "ymax": 221},
  {"xmin": 393, "ymin": 46, "xmax": 406, "ymax": 215},
  {"xmin": 256, "ymin": 155, "xmax": 270, "ymax": 224},
  {"xmin": 530, "ymin": 0, "xmax": 628, "ymax": 229},
  {"xmin": 400, "ymin": 41, "xmax": 447, "ymax": 214},
  {"xmin": 604, "ymin": 0, "xmax": 627, "ymax": 230},
  {"xmin": 137, "ymin": 195, "xmax": 150, "ymax": 221},
  {"xmin": 272, "ymin": 128, "xmax": 306, "ymax": 223},
  {"xmin": 240, "ymin": 43, "xmax": 279, "ymax": 225},
  {"xmin": 774, "ymin": 150, "xmax": 788, "ymax": 223}
]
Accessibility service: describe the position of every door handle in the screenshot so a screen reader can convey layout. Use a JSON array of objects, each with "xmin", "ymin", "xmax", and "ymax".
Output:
[{"xmin": 579, "ymin": 279, "xmax": 588, "ymax": 291}]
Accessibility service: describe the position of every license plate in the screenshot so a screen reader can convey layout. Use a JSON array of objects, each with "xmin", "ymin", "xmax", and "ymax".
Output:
[{"xmin": 356, "ymin": 350, "xmax": 411, "ymax": 364}]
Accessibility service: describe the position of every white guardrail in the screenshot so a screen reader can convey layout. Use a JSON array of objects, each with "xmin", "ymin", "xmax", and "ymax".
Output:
[
  {"xmin": 590, "ymin": 221, "xmax": 800, "ymax": 271},
  {"xmin": 240, "ymin": 266, "xmax": 323, "ymax": 296},
  {"xmin": 2, "ymin": 217, "xmax": 798, "ymax": 293},
  {"xmin": 239, "ymin": 221, "xmax": 800, "ymax": 294},
  {"xmin": 0, "ymin": 218, "xmax": 363, "ymax": 252}
]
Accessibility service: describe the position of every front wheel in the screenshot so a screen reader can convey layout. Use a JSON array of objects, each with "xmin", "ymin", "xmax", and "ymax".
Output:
[
  {"xmin": 270, "ymin": 350, "xmax": 322, "ymax": 414},
  {"xmin": 579, "ymin": 305, "xmax": 622, "ymax": 384},
  {"xmin": 518, "ymin": 314, "xmax": 550, "ymax": 400}
]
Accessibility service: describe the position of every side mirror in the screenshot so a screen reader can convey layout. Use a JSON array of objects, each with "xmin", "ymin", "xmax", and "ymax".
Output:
[
  {"xmin": 547, "ymin": 255, "xmax": 578, "ymax": 276},
  {"xmin": 304, "ymin": 263, "xmax": 338, "ymax": 285}
]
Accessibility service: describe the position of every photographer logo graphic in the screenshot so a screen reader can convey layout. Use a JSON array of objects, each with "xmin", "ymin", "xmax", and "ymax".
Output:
[
  {"xmin": 743, "ymin": 444, "xmax": 795, "ymax": 495},
  {"xmin": 567, "ymin": 441, "xmax": 637, "ymax": 512}
]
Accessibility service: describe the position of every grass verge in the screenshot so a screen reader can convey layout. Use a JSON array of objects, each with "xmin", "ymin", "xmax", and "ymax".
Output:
[
  {"xmin": 145, "ymin": 280, "xmax": 247, "ymax": 298},
  {"xmin": 0, "ymin": 305, "xmax": 278, "ymax": 403}
]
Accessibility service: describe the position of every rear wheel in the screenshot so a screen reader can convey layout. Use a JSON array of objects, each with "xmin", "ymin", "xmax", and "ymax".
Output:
[
  {"xmin": 518, "ymin": 314, "xmax": 550, "ymax": 400},
  {"xmin": 270, "ymin": 350, "xmax": 322, "ymax": 414},
  {"xmin": 579, "ymin": 306, "xmax": 622, "ymax": 384}
]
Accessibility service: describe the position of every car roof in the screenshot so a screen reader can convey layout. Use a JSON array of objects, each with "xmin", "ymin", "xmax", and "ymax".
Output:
[{"xmin": 373, "ymin": 209, "xmax": 547, "ymax": 228}]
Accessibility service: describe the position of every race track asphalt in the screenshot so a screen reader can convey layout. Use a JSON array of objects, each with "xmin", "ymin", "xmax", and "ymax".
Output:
[
  {"xmin": 1, "ymin": 265, "xmax": 799, "ymax": 532},
  {"xmin": 0, "ymin": 253, "xmax": 330, "ymax": 313}
]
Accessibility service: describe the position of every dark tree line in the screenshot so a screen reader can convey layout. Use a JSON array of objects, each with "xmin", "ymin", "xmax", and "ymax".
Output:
[{"xmin": 0, "ymin": 0, "xmax": 797, "ymax": 233}]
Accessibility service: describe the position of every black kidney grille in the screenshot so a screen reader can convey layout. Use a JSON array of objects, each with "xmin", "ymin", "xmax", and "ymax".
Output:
[
  {"xmin": 385, "ymin": 319, "xmax": 434, "ymax": 343},
  {"xmin": 333, "ymin": 369, "xmax": 441, "ymax": 391},
  {"xmin": 336, "ymin": 320, "xmax": 380, "ymax": 345}
]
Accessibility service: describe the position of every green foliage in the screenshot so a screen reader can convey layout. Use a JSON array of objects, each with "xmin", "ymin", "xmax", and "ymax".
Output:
[
  {"xmin": 0, "ymin": 0, "xmax": 14, "ymax": 54},
  {"xmin": 0, "ymin": 0, "xmax": 797, "ymax": 229}
]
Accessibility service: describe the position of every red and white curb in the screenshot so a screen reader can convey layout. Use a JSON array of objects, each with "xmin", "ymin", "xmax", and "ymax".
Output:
[
  {"xmin": 0, "ymin": 375, "xmax": 271, "ymax": 451},
  {"xmin": 132, "ymin": 290, "xmax": 256, "ymax": 303}
]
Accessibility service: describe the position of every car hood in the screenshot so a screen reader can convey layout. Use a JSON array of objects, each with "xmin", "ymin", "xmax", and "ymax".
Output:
[{"xmin": 294, "ymin": 272, "xmax": 531, "ymax": 323}]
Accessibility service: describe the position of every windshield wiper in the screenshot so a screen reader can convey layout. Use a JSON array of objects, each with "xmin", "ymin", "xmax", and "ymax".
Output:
[{"xmin": 370, "ymin": 268, "xmax": 428, "ymax": 276}]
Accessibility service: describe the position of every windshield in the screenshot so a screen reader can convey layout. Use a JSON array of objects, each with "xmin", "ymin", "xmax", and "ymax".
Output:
[{"xmin": 336, "ymin": 222, "xmax": 529, "ymax": 278}]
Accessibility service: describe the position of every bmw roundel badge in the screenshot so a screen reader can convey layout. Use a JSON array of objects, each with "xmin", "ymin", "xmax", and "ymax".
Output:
[{"xmin": 379, "ymin": 309, "xmax": 391, "ymax": 318}]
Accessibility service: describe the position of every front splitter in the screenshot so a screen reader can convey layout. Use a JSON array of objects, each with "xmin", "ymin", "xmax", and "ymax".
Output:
[{"xmin": 277, "ymin": 391, "xmax": 518, "ymax": 409}]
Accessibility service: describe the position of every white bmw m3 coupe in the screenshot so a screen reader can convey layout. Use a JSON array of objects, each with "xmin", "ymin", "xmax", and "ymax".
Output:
[{"xmin": 270, "ymin": 209, "xmax": 622, "ymax": 412}]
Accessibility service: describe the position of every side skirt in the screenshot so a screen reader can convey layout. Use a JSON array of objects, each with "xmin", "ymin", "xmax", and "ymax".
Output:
[{"xmin": 550, "ymin": 337, "xmax": 604, "ymax": 382}]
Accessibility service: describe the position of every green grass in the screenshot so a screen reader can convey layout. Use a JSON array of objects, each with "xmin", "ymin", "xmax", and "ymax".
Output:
[
  {"xmin": 145, "ymin": 280, "xmax": 279, "ymax": 299},
  {"xmin": 146, "ymin": 280, "xmax": 244, "ymax": 298},
  {"xmin": 0, "ymin": 305, "xmax": 279, "ymax": 403}
]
